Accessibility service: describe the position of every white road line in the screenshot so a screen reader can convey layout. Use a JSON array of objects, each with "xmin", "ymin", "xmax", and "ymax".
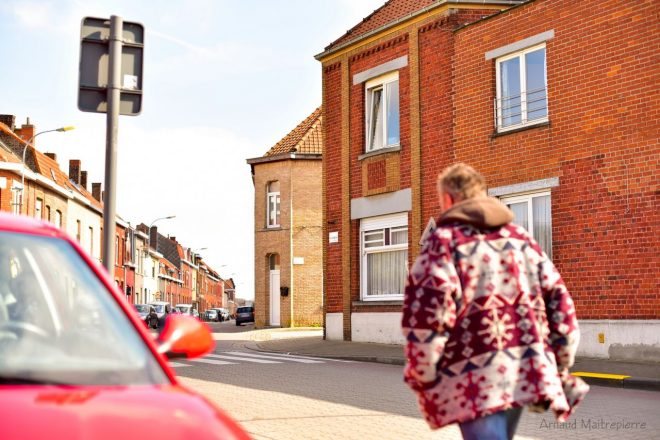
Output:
[
  {"xmin": 205, "ymin": 353, "xmax": 281, "ymax": 364},
  {"xmin": 223, "ymin": 351, "xmax": 324, "ymax": 364},
  {"xmin": 169, "ymin": 362, "xmax": 192, "ymax": 368},
  {"xmin": 189, "ymin": 358, "xmax": 237, "ymax": 366},
  {"xmin": 235, "ymin": 351, "xmax": 354, "ymax": 363}
]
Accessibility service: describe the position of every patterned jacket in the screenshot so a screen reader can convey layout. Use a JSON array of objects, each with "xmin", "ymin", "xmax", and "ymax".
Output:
[{"xmin": 402, "ymin": 197, "xmax": 588, "ymax": 429}]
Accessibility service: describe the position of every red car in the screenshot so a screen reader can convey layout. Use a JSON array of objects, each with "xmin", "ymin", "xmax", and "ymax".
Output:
[{"xmin": 0, "ymin": 213, "xmax": 250, "ymax": 440}]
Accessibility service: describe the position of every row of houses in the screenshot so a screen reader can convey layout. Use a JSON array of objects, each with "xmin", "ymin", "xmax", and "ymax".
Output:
[
  {"xmin": 0, "ymin": 114, "xmax": 235, "ymax": 314},
  {"xmin": 250, "ymin": 0, "xmax": 658, "ymax": 361}
]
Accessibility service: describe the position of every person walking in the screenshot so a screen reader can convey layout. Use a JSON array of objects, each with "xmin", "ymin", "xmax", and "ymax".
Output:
[{"xmin": 402, "ymin": 163, "xmax": 588, "ymax": 439}]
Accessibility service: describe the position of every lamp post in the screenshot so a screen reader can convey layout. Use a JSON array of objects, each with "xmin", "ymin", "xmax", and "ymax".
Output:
[
  {"xmin": 19, "ymin": 126, "xmax": 75, "ymax": 212},
  {"xmin": 145, "ymin": 215, "xmax": 176, "ymax": 253}
]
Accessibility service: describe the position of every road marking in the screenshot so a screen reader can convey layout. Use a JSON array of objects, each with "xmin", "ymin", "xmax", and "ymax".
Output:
[
  {"xmin": 206, "ymin": 353, "xmax": 281, "ymax": 364},
  {"xmin": 189, "ymin": 358, "xmax": 237, "ymax": 366},
  {"xmin": 169, "ymin": 362, "xmax": 192, "ymax": 368},
  {"xmin": 223, "ymin": 351, "xmax": 324, "ymax": 364},
  {"xmin": 243, "ymin": 351, "xmax": 354, "ymax": 363}
]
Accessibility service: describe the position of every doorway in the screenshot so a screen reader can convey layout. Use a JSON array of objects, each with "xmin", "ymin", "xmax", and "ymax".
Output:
[{"xmin": 269, "ymin": 253, "xmax": 280, "ymax": 326}]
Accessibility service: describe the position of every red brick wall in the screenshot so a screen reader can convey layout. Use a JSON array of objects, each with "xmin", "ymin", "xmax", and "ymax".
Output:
[
  {"xmin": 323, "ymin": 64, "xmax": 344, "ymax": 314},
  {"xmin": 453, "ymin": 0, "xmax": 660, "ymax": 319}
]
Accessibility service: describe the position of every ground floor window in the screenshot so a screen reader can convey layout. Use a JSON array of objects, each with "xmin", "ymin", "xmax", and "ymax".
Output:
[
  {"xmin": 500, "ymin": 190, "xmax": 552, "ymax": 259},
  {"xmin": 360, "ymin": 212, "xmax": 408, "ymax": 301}
]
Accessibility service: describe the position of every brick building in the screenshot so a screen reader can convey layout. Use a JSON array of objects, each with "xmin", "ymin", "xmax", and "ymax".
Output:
[
  {"xmin": 317, "ymin": 0, "xmax": 659, "ymax": 359},
  {"xmin": 247, "ymin": 107, "xmax": 323, "ymax": 328}
]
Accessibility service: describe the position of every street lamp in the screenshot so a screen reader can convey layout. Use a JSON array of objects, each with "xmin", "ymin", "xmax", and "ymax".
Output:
[
  {"xmin": 20, "ymin": 126, "xmax": 75, "ymax": 210},
  {"xmin": 146, "ymin": 215, "xmax": 176, "ymax": 253}
]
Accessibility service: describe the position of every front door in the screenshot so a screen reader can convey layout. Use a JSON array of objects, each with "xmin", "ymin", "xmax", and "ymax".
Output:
[{"xmin": 269, "ymin": 270, "xmax": 280, "ymax": 326}]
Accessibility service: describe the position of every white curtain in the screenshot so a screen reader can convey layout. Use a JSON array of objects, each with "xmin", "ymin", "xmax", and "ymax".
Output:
[
  {"xmin": 369, "ymin": 88, "xmax": 383, "ymax": 150},
  {"xmin": 367, "ymin": 249, "xmax": 407, "ymax": 296}
]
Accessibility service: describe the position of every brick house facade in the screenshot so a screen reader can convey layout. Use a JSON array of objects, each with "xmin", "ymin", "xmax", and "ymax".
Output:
[
  {"xmin": 247, "ymin": 107, "xmax": 323, "ymax": 328},
  {"xmin": 317, "ymin": 0, "xmax": 659, "ymax": 359}
]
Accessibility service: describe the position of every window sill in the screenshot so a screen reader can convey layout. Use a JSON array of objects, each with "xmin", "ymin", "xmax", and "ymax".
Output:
[
  {"xmin": 263, "ymin": 226, "xmax": 284, "ymax": 231},
  {"xmin": 491, "ymin": 121, "xmax": 550, "ymax": 138},
  {"xmin": 353, "ymin": 300, "xmax": 403, "ymax": 306},
  {"xmin": 358, "ymin": 145, "xmax": 401, "ymax": 161}
]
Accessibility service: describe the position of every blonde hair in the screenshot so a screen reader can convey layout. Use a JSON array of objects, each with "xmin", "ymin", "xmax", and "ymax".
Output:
[{"xmin": 437, "ymin": 163, "xmax": 487, "ymax": 201}]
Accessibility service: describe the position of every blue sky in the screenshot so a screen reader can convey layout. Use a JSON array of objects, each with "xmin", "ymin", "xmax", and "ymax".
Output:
[{"xmin": 0, "ymin": 0, "xmax": 384, "ymax": 299}]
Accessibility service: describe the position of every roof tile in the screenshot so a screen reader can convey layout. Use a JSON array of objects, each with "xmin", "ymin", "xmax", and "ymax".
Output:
[{"xmin": 264, "ymin": 107, "xmax": 322, "ymax": 157}]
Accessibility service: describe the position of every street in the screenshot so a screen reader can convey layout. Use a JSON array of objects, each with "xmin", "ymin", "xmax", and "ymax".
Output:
[{"xmin": 173, "ymin": 322, "xmax": 660, "ymax": 440}]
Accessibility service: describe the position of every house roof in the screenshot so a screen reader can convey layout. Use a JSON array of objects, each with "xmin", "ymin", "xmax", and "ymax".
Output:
[
  {"xmin": 319, "ymin": 0, "xmax": 525, "ymax": 58},
  {"xmin": 264, "ymin": 107, "xmax": 322, "ymax": 157},
  {"xmin": 325, "ymin": 0, "xmax": 436, "ymax": 52}
]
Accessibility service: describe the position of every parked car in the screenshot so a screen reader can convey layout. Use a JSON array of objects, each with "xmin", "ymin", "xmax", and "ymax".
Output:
[
  {"xmin": 205, "ymin": 309, "xmax": 219, "ymax": 322},
  {"xmin": 0, "ymin": 213, "xmax": 250, "ymax": 439},
  {"xmin": 210, "ymin": 307, "xmax": 230, "ymax": 322},
  {"xmin": 149, "ymin": 301, "xmax": 173, "ymax": 328},
  {"xmin": 218, "ymin": 308, "xmax": 231, "ymax": 322},
  {"xmin": 235, "ymin": 306, "xmax": 255, "ymax": 326},
  {"xmin": 175, "ymin": 303, "xmax": 194, "ymax": 316},
  {"xmin": 134, "ymin": 304, "xmax": 159, "ymax": 329}
]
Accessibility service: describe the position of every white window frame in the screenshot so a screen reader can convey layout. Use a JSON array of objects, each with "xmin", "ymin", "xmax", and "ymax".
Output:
[
  {"xmin": 360, "ymin": 212, "xmax": 408, "ymax": 301},
  {"xmin": 365, "ymin": 71, "xmax": 400, "ymax": 152},
  {"xmin": 500, "ymin": 190, "xmax": 552, "ymax": 258},
  {"xmin": 495, "ymin": 43, "xmax": 548, "ymax": 132},
  {"xmin": 266, "ymin": 182, "xmax": 281, "ymax": 228},
  {"xmin": 35, "ymin": 198, "xmax": 43, "ymax": 219}
]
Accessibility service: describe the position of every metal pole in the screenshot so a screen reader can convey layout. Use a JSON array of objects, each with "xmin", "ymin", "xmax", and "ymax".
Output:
[{"xmin": 102, "ymin": 15, "xmax": 122, "ymax": 273}]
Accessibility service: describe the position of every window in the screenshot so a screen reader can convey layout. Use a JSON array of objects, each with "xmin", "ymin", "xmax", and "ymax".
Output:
[
  {"xmin": 495, "ymin": 44, "xmax": 547, "ymax": 131},
  {"xmin": 54, "ymin": 210, "xmax": 62, "ymax": 228},
  {"xmin": 266, "ymin": 181, "xmax": 280, "ymax": 228},
  {"xmin": 46, "ymin": 205, "xmax": 51, "ymax": 222},
  {"xmin": 89, "ymin": 227, "xmax": 94, "ymax": 254},
  {"xmin": 501, "ymin": 191, "xmax": 552, "ymax": 259},
  {"xmin": 360, "ymin": 213, "xmax": 408, "ymax": 300},
  {"xmin": 35, "ymin": 198, "xmax": 43, "ymax": 219},
  {"xmin": 365, "ymin": 71, "xmax": 399, "ymax": 152},
  {"xmin": 11, "ymin": 182, "xmax": 22, "ymax": 215},
  {"xmin": 76, "ymin": 220, "xmax": 82, "ymax": 242},
  {"xmin": 115, "ymin": 235, "xmax": 119, "ymax": 266},
  {"xmin": 269, "ymin": 253, "xmax": 280, "ymax": 271}
]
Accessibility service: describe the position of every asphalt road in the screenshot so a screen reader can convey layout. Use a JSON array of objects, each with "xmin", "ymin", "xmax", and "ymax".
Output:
[{"xmin": 174, "ymin": 322, "xmax": 660, "ymax": 440}]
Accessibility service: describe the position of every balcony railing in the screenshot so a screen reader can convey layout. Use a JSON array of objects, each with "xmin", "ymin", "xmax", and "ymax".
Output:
[{"xmin": 494, "ymin": 86, "xmax": 548, "ymax": 131}]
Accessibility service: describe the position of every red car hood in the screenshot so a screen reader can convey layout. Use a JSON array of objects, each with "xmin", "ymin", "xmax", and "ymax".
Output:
[{"xmin": 0, "ymin": 384, "xmax": 250, "ymax": 440}]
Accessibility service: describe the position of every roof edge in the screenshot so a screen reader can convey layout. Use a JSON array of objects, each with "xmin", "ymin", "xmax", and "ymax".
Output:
[
  {"xmin": 246, "ymin": 152, "xmax": 322, "ymax": 165},
  {"xmin": 315, "ymin": 0, "xmax": 522, "ymax": 62}
]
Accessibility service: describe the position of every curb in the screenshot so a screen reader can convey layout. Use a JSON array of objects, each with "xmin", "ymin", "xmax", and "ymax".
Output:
[{"xmin": 572, "ymin": 372, "xmax": 660, "ymax": 392}]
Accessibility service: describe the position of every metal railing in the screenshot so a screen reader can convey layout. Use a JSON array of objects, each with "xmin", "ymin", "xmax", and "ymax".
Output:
[{"xmin": 494, "ymin": 86, "xmax": 548, "ymax": 130}]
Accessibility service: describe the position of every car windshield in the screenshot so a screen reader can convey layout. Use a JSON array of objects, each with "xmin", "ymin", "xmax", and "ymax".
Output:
[
  {"xmin": 0, "ymin": 232, "xmax": 168, "ymax": 386},
  {"xmin": 134, "ymin": 304, "xmax": 149, "ymax": 313},
  {"xmin": 237, "ymin": 307, "xmax": 252, "ymax": 313},
  {"xmin": 151, "ymin": 305, "xmax": 165, "ymax": 313}
]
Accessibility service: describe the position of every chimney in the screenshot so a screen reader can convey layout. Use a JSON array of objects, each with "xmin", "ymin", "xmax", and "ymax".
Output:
[
  {"xmin": 149, "ymin": 226, "xmax": 158, "ymax": 251},
  {"xmin": 92, "ymin": 182, "xmax": 102, "ymax": 201},
  {"xmin": 45, "ymin": 152, "xmax": 57, "ymax": 161},
  {"xmin": 16, "ymin": 118, "xmax": 35, "ymax": 143},
  {"xmin": 80, "ymin": 171, "xmax": 88, "ymax": 190},
  {"xmin": 69, "ymin": 159, "xmax": 81, "ymax": 184},
  {"xmin": 170, "ymin": 236, "xmax": 176, "ymax": 243},
  {"xmin": 0, "ymin": 115, "xmax": 16, "ymax": 130}
]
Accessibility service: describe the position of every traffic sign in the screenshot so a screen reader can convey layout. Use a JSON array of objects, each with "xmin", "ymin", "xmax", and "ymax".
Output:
[{"xmin": 78, "ymin": 17, "xmax": 144, "ymax": 115}]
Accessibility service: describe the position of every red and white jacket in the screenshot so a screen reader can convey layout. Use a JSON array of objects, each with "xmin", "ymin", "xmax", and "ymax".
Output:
[{"xmin": 402, "ymin": 197, "xmax": 588, "ymax": 429}]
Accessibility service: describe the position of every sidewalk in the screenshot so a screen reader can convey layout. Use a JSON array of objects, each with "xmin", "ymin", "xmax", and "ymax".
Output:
[{"xmin": 250, "ymin": 332, "xmax": 660, "ymax": 391}]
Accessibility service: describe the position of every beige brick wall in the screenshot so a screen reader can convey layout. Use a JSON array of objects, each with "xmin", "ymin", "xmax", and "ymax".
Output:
[
  {"xmin": 253, "ymin": 157, "xmax": 323, "ymax": 328},
  {"xmin": 291, "ymin": 159, "xmax": 323, "ymax": 326},
  {"xmin": 254, "ymin": 160, "xmax": 291, "ymax": 327}
]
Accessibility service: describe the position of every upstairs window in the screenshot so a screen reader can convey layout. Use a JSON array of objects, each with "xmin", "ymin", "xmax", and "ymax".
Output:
[
  {"xmin": 266, "ymin": 181, "xmax": 280, "ymax": 228},
  {"xmin": 35, "ymin": 198, "xmax": 43, "ymax": 219},
  {"xmin": 495, "ymin": 44, "xmax": 548, "ymax": 131},
  {"xmin": 365, "ymin": 71, "xmax": 399, "ymax": 152}
]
